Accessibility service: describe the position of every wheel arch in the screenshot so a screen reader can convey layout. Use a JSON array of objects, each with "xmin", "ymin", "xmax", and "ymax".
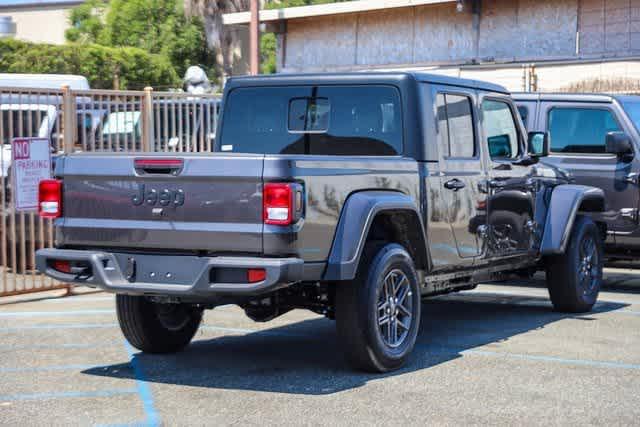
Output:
[
  {"xmin": 540, "ymin": 184, "xmax": 606, "ymax": 256},
  {"xmin": 323, "ymin": 191, "xmax": 430, "ymax": 281}
]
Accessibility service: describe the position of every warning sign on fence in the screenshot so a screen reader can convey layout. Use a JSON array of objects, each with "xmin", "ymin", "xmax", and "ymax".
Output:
[{"xmin": 12, "ymin": 137, "xmax": 52, "ymax": 211}]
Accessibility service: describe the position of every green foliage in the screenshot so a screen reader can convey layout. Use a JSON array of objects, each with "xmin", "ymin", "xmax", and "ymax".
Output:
[
  {"xmin": 65, "ymin": 0, "xmax": 215, "ymax": 82},
  {"xmin": 0, "ymin": 38, "xmax": 179, "ymax": 89},
  {"xmin": 260, "ymin": 33, "xmax": 277, "ymax": 75},
  {"xmin": 65, "ymin": 0, "xmax": 108, "ymax": 44},
  {"xmin": 261, "ymin": 0, "xmax": 352, "ymax": 74}
]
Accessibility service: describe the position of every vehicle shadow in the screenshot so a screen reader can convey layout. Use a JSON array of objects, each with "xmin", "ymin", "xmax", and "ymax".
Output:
[
  {"xmin": 498, "ymin": 270, "xmax": 640, "ymax": 294},
  {"xmin": 83, "ymin": 293, "xmax": 627, "ymax": 396}
]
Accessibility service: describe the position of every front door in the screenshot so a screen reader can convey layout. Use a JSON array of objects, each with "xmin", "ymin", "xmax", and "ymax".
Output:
[
  {"xmin": 435, "ymin": 89, "xmax": 485, "ymax": 265},
  {"xmin": 480, "ymin": 97, "xmax": 537, "ymax": 259},
  {"xmin": 538, "ymin": 102, "xmax": 640, "ymax": 239}
]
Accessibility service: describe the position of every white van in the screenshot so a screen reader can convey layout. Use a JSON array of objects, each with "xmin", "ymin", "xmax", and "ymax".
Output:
[{"xmin": 0, "ymin": 74, "xmax": 90, "ymax": 90}]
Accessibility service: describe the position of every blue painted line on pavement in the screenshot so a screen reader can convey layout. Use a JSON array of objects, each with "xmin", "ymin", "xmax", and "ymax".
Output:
[
  {"xmin": 44, "ymin": 296, "xmax": 114, "ymax": 303},
  {"xmin": 463, "ymin": 349, "xmax": 640, "ymax": 370},
  {"xmin": 124, "ymin": 341, "xmax": 160, "ymax": 427},
  {"xmin": 0, "ymin": 323, "xmax": 118, "ymax": 331},
  {"xmin": 0, "ymin": 309, "xmax": 114, "ymax": 317},
  {"xmin": 0, "ymin": 363, "xmax": 103, "ymax": 373},
  {"xmin": 0, "ymin": 388, "xmax": 137, "ymax": 402},
  {"xmin": 0, "ymin": 342, "xmax": 115, "ymax": 351},
  {"xmin": 95, "ymin": 421, "xmax": 151, "ymax": 427}
]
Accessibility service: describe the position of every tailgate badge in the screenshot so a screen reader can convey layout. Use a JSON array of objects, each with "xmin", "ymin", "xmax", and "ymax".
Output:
[
  {"xmin": 125, "ymin": 257, "xmax": 136, "ymax": 282},
  {"xmin": 132, "ymin": 184, "xmax": 185, "ymax": 207}
]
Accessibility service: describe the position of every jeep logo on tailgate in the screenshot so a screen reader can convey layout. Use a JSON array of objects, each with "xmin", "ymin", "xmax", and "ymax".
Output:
[{"xmin": 132, "ymin": 184, "xmax": 185, "ymax": 206}]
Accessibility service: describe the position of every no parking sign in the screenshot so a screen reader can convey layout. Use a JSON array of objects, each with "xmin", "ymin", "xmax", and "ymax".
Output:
[{"xmin": 11, "ymin": 137, "xmax": 52, "ymax": 211}]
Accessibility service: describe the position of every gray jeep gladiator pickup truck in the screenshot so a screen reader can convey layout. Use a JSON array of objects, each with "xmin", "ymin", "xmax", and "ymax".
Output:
[
  {"xmin": 36, "ymin": 72, "xmax": 606, "ymax": 372},
  {"xmin": 514, "ymin": 93, "xmax": 640, "ymax": 262}
]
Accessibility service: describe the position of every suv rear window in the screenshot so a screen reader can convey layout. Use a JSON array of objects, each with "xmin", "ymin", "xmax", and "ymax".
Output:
[{"xmin": 219, "ymin": 85, "xmax": 402, "ymax": 156}]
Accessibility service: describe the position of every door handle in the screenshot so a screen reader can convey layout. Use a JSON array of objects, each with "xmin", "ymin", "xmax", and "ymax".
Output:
[
  {"xmin": 444, "ymin": 179, "xmax": 466, "ymax": 191},
  {"xmin": 489, "ymin": 179, "xmax": 508, "ymax": 189},
  {"xmin": 625, "ymin": 173, "xmax": 639, "ymax": 185}
]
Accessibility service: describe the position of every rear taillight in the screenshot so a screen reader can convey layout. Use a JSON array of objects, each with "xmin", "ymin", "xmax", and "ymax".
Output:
[
  {"xmin": 247, "ymin": 268, "xmax": 266, "ymax": 283},
  {"xmin": 263, "ymin": 182, "xmax": 303, "ymax": 226},
  {"xmin": 52, "ymin": 260, "xmax": 72, "ymax": 274},
  {"xmin": 38, "ymin": 179, "xmax": 62, "ymax": 218}
]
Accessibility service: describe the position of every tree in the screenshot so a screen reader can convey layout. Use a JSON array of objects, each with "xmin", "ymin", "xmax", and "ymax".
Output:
[
  {"xmin": 66, "ymin": 0, "xmax": 215, "ymax": 82},
  {"xmin": 184, "ymin": 0, "xmax": 250, "ymax": 79},
  {"xmin": 0, "ymin": 39, "xmax": 179, "ymax": 89},
  {"xmin": 65, "ymin": 0, "xmax": 108, "ymax": 45}
]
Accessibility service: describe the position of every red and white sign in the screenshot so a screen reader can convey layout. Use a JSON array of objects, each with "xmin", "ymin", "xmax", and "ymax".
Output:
[{"xmin": 12, "ymin": 138, "xmax": 51, "ymax": 211}]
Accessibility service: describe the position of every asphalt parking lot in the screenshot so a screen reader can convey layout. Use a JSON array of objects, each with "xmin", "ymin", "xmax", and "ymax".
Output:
[{"xmin": 1, "ymin": 269, "xmax": 640, "ymax": 426}]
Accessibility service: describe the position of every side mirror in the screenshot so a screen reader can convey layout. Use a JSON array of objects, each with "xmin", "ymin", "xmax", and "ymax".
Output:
[
  {"xmin": 527, "ymin": 131, "xmax": 550, "ymax": 157},
  {"xmin": 606, "ymin": 132, "xmax": 634, "ymax": 158}
]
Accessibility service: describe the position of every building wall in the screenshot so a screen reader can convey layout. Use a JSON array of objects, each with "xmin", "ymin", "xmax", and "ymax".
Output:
[
  {"xmin": 280, "ymin": 0, "xmax": 640, "ymax": 73},
  {"xmin": 579, "ymin": 0, "xmax": 640, "ymax": 56},
  {"xmin": 0, "ymin": 5, "xmax": 76, "ymax": 45}
]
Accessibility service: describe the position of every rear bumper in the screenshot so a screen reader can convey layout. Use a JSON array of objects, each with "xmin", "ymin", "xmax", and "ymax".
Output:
[{"xmin": 35, "ymin": 248, "xmax": 304, "ymax": 298}]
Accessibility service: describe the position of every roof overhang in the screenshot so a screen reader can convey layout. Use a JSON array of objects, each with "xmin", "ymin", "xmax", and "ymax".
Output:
[
  {"xmin": 223, "ymin": 0, "xmax": 457, "ymax": 25},
  {"xmin": 0, "ymin": 0, "xmax": 85, "ymax": 10}
]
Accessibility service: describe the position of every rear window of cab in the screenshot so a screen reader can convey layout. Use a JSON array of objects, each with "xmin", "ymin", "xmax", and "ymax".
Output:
[{"xmin": 218, "ymin": 85, "xmax": 403, "ymax": 156}]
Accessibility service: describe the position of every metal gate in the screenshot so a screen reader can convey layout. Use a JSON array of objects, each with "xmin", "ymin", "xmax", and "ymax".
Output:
[{"xmin": 0, "ymin": 85, "xmax": 221, "ymax": 296}]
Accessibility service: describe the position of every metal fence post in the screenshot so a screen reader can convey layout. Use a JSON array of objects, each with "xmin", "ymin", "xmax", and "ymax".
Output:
[
  {"xmin": 61, "ymin": 85, "xmax": 75, "ymax": 154},
  {"xmin": 142, "ymin": 86, "xmax": 154, "ymax": 152}
]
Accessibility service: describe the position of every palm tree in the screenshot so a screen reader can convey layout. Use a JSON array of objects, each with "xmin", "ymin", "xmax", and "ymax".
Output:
[{"xmin": 184, "ymin": 0, "xmax": 250, "ymax": 79}]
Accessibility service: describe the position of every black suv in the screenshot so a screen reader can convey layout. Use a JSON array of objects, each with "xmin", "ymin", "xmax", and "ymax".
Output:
[
  {"xmin": 514, "ymin": 93, "xmax": 640, "ymax": 262},
  {"xmin": 37, "ymin": 73, "xmax": 606, "ymax": 372}
]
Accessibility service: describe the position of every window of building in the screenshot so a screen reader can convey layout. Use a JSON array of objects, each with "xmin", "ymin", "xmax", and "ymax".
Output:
[{"xmin": 548, "ymin": 107, "xmax": 620, "ymax": 153}]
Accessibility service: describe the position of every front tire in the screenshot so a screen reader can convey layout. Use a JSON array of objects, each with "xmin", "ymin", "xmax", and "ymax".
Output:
[
  {"xmin": 116, "ymin": 295, "xmax": 202, "ymax": 353},
  {"xmin": 545, "ymin": 216, "xmax": 603, "ymax": 313},
  {"xmin": 335, "ymin": 243, "xmax": 421, "ymax": 372}
]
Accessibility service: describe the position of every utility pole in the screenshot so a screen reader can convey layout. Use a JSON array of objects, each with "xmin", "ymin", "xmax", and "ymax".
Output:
[{"xmin": 250, "ymin": 0, "xmax": 260, "ymax": 75}]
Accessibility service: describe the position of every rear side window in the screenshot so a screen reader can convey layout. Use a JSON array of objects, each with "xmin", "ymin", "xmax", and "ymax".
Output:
[
  {"xmin": 481, "ymin": 99, "xmax": 520, "ymax": 160},
  {"xmin": 548, "ymin": 107, "xmax": 620, "ymax": 153},
  {"xmin": 219, "ymin": 85, "xmax": 402, "ymax": 156},
  {"xmin": 436, "ymin": 93, "xmax": 476, "ymax": 158}
]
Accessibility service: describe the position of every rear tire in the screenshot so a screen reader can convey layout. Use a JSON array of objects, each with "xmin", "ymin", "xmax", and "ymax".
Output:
[
  {"xmin": 335, "ymin": 243, "xmax": 421, "ymax": 372},
  {"xmin": 545, "ymin": 216, "xmax": 603, "ymax": 313},
  {"xmin": 116, "ymin": 295, "xmax": 202, "ymax": 353}
]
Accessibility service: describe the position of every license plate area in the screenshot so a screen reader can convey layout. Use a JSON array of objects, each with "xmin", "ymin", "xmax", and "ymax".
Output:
[{"xmin": 113, "ymin": 253, "xmax": 207, "ymax": 286}]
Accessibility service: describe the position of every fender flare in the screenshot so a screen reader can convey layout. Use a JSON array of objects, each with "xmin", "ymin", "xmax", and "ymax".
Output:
[
  {"xmin": 323, "ymin": 191, "xmax": 429, "ymax": 281},
  {"xmin": 540, "ymin": 184, "xmax": 605, "ymax": 255}
]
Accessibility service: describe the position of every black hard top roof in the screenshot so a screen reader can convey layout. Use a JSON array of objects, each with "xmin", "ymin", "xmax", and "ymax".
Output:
[
  {"xmin": 512, "ymin": 92, "xmax": 640, "ymax": 103},
  {"xmin": 227, "ymin": 71, "xmax": 509, "ymax": 94}
]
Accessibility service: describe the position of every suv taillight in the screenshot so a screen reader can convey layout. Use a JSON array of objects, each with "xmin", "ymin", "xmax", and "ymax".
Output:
[
  {"xmin": 38, "ymin": 179, "xmax": 62, "ymax": 218},
  {"xmin": 263, "ymin": 182, "xmax": 302, "ymax": 225}
]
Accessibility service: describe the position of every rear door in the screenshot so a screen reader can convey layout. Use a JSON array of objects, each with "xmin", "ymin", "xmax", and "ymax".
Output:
[
  {"xmin": 434, "ymin": 87, "xmax": 485, "ymax": 265},
  {"xmin": 538, "ymin": 101, "xmax": 640, "ymax": 236}
]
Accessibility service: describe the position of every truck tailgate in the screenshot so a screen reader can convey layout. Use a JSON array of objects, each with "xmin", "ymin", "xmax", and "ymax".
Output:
[{"xmin": 56, "ymin": 153, "xmax": 264, "ymax": 254}]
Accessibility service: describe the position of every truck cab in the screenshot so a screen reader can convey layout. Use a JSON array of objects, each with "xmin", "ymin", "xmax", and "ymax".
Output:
[
  {"xmin": 37, "ymin": 73, "xmax": 606, "ymax": 372},
  {"xmin": 514, "ymin": 93, "xmax": 640, "ymax": 260}
]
